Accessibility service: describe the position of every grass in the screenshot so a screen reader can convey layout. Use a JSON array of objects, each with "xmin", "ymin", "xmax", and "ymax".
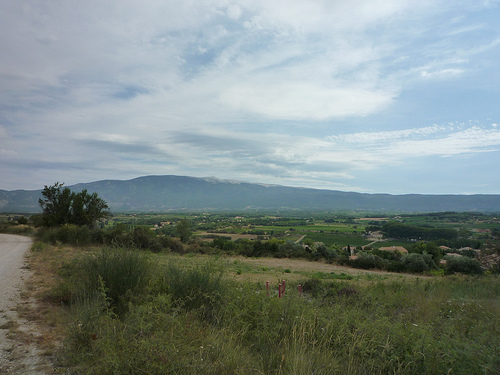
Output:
[
  {"xmin": 303, "ymin": 232, "xmax": 371, "ymax": 247},
  {"xmin": 23, "ymin": 244, "xmax": 500, "ymax": 374}
]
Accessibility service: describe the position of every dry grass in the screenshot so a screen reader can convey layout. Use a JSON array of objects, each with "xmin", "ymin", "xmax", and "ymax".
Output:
[
  {"xmin": 151, "ymin": 253, "xmax": 426, "ymax": 285},
  {"xmin": 17, "ymin": 243, "xmax": 81, "ymax": 359}
]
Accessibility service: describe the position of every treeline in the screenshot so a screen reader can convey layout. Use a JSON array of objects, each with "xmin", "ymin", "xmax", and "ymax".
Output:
[{"xmin": 381, "ymin": 222, "xmax": 458, "ymax": 241}]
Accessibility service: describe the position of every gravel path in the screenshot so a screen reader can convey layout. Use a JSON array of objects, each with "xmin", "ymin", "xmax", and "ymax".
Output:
[{"xmin": 0, "ymin": 234, "xmax": 50, "ymax": 374}]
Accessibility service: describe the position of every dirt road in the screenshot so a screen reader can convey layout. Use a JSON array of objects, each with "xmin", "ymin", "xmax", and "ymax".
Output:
[{"xmin": 0, "ymin": 234, "xmax": 49, "ymax": 374}]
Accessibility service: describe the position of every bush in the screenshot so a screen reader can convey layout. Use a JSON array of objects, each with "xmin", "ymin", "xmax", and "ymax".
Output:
[
  {"xmin": 17, "ymin": 216, "xmax": 29, "ymax": 225},
  {"xmin": 445, "ymin": 257, "xmax": 484, "ymax": 275},
  {"xmin": 0, "ymin": 222, "xmax": 35, "ymax": 235},
  {"xmin": 37, "ymin": 224, "xmax": 99, "ymax": 246},
  {"xmin": 300, "ymin": 278, "xmax": 324, "ymax": 297},
  {"xmin": 347, "ymin": 252, "xmax": 388, "ymax": 270},
  {"xmin": 64, "ymin": 249, "xmax": 153, "ymax": 316},
  {"xmin": 159, "ymin": 236, "xmax": 185, "ymax": 253},
  {"xmin": 401, "ymin": 253, "xmax": 436, "ymax": 273},
  {"xmin": 153, "ymin": 260, "xmax": 227, "ymax": 322}
]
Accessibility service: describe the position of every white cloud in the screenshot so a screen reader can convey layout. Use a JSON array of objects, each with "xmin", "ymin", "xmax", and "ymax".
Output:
[
  {"xmin": 420, "ymin": 68, "xmax": 464, "ymax": 79},
  {"xmin": 220, "ymin": 83, "xmax": 395, "ymax": 120},
  {"xmin": 1, "ymin": 0, "xmax": 499, "ymax": 193}
]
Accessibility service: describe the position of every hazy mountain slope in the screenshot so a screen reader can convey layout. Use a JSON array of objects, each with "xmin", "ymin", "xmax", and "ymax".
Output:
[{"xmin": 1, "ymin": 175, "xmax": 500, "ymax": 213}]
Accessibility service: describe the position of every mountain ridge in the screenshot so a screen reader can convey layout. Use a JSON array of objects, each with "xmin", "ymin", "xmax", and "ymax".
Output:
[{"xmin": 1, "ymin": 175, "xmax": 500, "ymax": 213}]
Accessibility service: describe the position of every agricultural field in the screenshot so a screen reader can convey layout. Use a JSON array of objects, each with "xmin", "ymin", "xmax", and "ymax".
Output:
[{"xmin": 102, "ymin": 211, "xmax": 500, "ymax": 249}]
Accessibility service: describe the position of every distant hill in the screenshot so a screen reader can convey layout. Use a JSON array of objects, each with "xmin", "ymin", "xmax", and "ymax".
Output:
[{"xmin": 1, "ymin": 175, "xmax": 500, "ymax": 213}]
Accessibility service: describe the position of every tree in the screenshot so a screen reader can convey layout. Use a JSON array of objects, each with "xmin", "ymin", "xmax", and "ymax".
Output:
[
  {"xmin": 71, "ymin": 189, "xmax": 110, "ymax": 227},
  {"xmin": 402, "ymin": 253, "xmax": 436, "ymax": 273},
  {"xmin": 410, "ymin": 242, "xmax": 443, "ymax": 265},
  {"xmin": 39, "ymin": 183, "xmax": 109, "ymax": 227},
  {"xmin": 176, "ymin": 219, "xmax": 192, "ymax": 243},
  {"xmin": 38, "ymin": 183, "xmax": 73, "ymax": 227}
]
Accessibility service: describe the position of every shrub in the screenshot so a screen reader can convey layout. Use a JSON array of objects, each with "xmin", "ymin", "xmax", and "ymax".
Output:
[
  {"xmin": 64, "ymin": 249, "xmax": 153, "ymax": 316},
  {"xmin": 401, "ymin": 253, "xmax": 436, "ymax": 273},
  {"xmin": 159, "ymin": 236, "xmax": 185, "ymax": 253},
  {"xmin": 348, "ymin": 252, "xmax": 388, "ymax": 270},
  {"xmin": 36, "ymin": 224, "xmax": 100, "ymax": 246},
  {"xmin": 17, "ymin": 216, "xmax": 29, "ymax": 225},
  {"xmin": 300, "ymin": 278, "xmax": 324, "ymax": 297},
  {"xmin": 0, "ymin": 222, "xmax": 35, "ymax": 235},
  {"xmin": 445, "ymin": 257, "xmax": 484, "ymax": 275},
  {"xmin": 153, "ymin": 260, "xmax": 226, "ymax": 322}
]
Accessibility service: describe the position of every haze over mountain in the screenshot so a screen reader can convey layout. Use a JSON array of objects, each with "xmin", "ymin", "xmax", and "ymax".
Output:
[{"xmin": 1, "ymin": 175, "xmax": 500, "ymax": 213}]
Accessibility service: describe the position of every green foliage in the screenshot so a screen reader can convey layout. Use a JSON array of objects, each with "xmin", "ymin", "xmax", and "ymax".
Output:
[
  {"xmin": 344, "ymin": 251, "xmax": 389, "ymax": 270},
  {"xmin": 401, "ymin": 253, "xmax": 436, "ymax": 273},
  {"xmin": 38, "ymin": 182, "xmax": 109, "ymax": 228},
  {"xmin": 176, "ymin": 219, "xmax": 192, "ymax": 242},
  {"xmin": 17, "ymin": 216, "xmax": 29, "ymax": 225},
  {"xmin": 61, "ymin": 248, "xmax": 153, "ymax": 316},
  {"xmin": 410, "ymin": 241, "xmax": 444, "ymax": 264},
  {"xmin": 0, "ymin": 221, "xmax": 35, "ymax": 235},
  {"xmin": 445, "ymin": 257, "xmax": 484, "ymax": 275},
  {"xmin": 152, "ymin": 260, "xmax": 226, "ymax": 322},
  {"xmin": 383, "ymin": 221, "xmax": 458, "ymax": 241},
  {"xmin": 37, "ymin": 224, "xmax": 94, "ymax": 246},
  {"xmin": 56, "ymin": 250, "xmax": 500, "ymax": 375}
]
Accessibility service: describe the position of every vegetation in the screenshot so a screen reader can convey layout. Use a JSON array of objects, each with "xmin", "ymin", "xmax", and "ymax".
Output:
[
  {"xmin": 38, "ymin": 246, "xmax": 500, "ymax": 374},
  {"xmin": 2, "ymin": 208, "xmax": 499, "ymax": 373},
  {"xmin": 37, "ymin": 182, "xmax": 109, "ymax": 227},
  {"xmin": 2, "ymin": 209, "xmax": 498, "ymax": 276}
]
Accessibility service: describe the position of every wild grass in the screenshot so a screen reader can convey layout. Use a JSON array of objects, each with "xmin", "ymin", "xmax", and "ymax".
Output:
[{"xmin": 49, "ymin": 250, "xmax": 500, "ymax": 374}]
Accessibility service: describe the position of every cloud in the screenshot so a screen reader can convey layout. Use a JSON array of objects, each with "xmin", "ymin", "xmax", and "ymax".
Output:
[
  {"xmin": 220, "ymin": 84, "xmax": 395, "ymax": 120},
  {"xmin": 325, "ymin": 124, "xmax": 500, "ymax": 163},
  {"xmin": 0, "ymin": 1, "xmax": 499, "ymax": 193}
]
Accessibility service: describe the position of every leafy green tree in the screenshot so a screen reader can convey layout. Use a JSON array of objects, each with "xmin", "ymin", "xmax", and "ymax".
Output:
[
  {"xmin": 445, "ymin": 257, "xmax": 483, "ymax": 275},
  {"xmin": 410, "ymin": 242, "xmax": 443, "ymax": 264},
  {"xmin": 39, "ymin": 183, "xmax": 109, "ymax": 227},
  {"xmin": 402, "ymin": 253, "xmax": 436, "ymax": 273},
  {"xmin": 176, "ymin": 219, "xmax": 192, "ymax": 243},
  {"xmin": 38, "ymin": 183, "xmax": 74, "ymax": 227},
  {"xmin": 71, "ymin": 189, "xmax": 110, "ymax": 227}
]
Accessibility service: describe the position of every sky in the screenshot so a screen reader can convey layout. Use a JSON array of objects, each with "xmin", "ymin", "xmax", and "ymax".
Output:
[{"xmin": 1, "ymin": 1, "xmax": 500, "ymax": 194}]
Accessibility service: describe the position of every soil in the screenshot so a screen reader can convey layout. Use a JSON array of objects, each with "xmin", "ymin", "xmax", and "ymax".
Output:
[{"xmin": 0, "ymin": 234, "xmax": 53, "ymax": 374}]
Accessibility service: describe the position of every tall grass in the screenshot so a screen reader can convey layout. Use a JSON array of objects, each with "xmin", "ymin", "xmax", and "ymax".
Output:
[
  {"xmin": 56, "ymin": 251, "xmax": 500, "ymax": 374},
  {"xmin": 151, "ymin": 259, "xmax": 226, "ymax": 322},
  {"xmin": 60, "ymin": 248, "xmax": 152, "ymax": 316}
]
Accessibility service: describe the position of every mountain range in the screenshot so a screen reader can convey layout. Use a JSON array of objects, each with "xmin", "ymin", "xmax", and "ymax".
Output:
[{"xmin": 1, "ymin": 175, "xmax": 500, "ymax": 213}]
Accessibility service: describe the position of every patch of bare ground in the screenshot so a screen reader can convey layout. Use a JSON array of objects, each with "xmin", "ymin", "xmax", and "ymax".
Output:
[
  {"xmin": 0, "ymin": 238, "xmax": 76, "ymax": 374},
  {"xmin": 0, "ymin": 234, "xmax": 54, "ymax": 374}
]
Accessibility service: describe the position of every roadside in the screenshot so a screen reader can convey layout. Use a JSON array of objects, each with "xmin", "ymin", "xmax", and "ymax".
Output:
[{"xmin": 0, "ymin": 234, "xmax": 53, "ymax": 374}]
